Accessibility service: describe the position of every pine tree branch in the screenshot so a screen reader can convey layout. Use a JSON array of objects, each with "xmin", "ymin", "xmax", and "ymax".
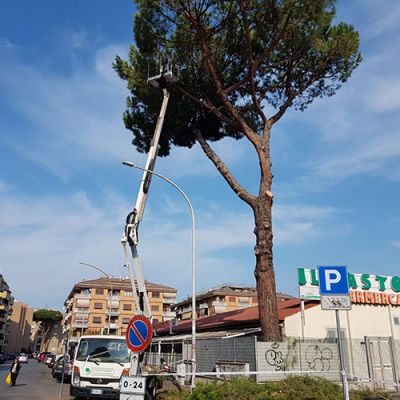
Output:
[{"xmin": 194, "ymin": 130, "xmax": 256, "ymax": 207}]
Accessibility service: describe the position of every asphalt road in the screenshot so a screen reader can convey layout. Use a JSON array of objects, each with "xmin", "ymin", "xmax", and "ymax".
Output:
[{"xmin": 0, "ymin": 360, "xmax": 74, "ymax": 400}]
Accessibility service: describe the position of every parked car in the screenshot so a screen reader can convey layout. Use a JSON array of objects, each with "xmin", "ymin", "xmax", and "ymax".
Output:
[
  {"xmin": 45, "ymin": 354, "xmax": 55, "ymax": 366},
  {"xmin": 48, "ymin": 354, "xmax": 63, "ymax": 368},
  {"xmin": 52, "ymin": 355, "xmax": 72, "ymax": 383},
  {"xmin": 0, "ymin": 353, "xmax": 5, "ymax": 364},
  {"xmin": 18, "ymin": 353, "xmax": 28, "ymax": 363},
  {"xmin": 38, "ymin": 351, "xmax": 51, "ymax": 362},
  {"xmin": 7, "ymin": 352, "xmax": 16, "ymax": 360}
]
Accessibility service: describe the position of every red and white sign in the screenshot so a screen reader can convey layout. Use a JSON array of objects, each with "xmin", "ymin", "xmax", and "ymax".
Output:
[{"xmin": 125, "ymin": 315, "xmax": 153, "ymax": 353}]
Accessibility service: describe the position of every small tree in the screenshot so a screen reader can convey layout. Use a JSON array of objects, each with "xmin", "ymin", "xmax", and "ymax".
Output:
[
  {"xmin": 33, "ymin": 309, "xmax": 63, "ymax": 351},
  {"xmin": 114, "ymin": 0, "xmax": 361, "ymax": 340}
]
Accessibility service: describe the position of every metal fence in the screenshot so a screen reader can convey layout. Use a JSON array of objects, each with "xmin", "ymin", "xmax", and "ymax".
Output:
[{"xmin": 142, "ymin": 335, "xmax": 400, "ymax": 391}]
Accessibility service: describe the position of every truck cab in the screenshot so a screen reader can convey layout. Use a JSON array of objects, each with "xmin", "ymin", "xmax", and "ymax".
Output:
[{"xmin": 70, "ymin": 335, "xmax": 130, "ymax": 399}]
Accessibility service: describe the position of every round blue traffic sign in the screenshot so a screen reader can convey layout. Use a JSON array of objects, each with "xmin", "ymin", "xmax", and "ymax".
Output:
[{"xmin": 125, "ymin": 315, "xmax": 153, "ymax": 353}]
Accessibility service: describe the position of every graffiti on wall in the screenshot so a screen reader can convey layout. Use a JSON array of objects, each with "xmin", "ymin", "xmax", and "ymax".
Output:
[
  {"xmin": 305, "ymin": 345, "xmax": 333, "ymax": 371},
  {"xmin": 265, "ymin": 342, "xmax": 285, "ymax": 371}
]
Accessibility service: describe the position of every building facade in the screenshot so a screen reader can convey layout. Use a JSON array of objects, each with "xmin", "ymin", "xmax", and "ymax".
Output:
[
  {"xmin": 0, "ymin": 274, "xmax": 13, "ymax": 352},
  {"xmin": 173, "ymin": 284, "xmax": 293, "ymax": 319},
  {"xmin": 284, "ymin": 267, "xmax": 400, "ymax": 340},
  {"xmin": 63, "ymin": 277, "xmax": 176, "ymax": 340},
  {"xmin": 6, "ymin": 301, "xmax": 34, "ymax": 353}
]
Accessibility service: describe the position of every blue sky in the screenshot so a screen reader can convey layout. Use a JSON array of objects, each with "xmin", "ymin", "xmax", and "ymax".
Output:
[{"xmin": 1, "ymin": 0, "xmax": 400, "ymax": 310}]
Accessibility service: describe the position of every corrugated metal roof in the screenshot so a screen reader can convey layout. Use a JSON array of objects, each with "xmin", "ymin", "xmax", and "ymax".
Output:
[{"xmin": 155, "ymin": 298, "xmax": 318, "ymax": 336}]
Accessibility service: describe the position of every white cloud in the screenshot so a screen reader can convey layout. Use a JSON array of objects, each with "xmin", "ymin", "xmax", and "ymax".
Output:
[
  {"xmin": 0, "ymin": 181, "xmax": 11, "ymax": 193},
  {"xmin": 273, "ymin": 204, "xmax": 341, "ymax": 245},
  {"xmin": 0, "ymin": 44, "xmax": 134, "ymax": 178},
  {"xmin": 0, "ymin": 38, "xmax": 17, "ymax": 49},
  {"xmin": 278, "ymin": 30, "xmax": 400, "ymax": 186},
  {"xmin": 71, "ymin": 31, "xmax": 88, "ymax": 49}
]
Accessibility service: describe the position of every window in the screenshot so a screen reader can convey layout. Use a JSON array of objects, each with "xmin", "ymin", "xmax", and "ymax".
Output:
[
  {"xmin": 122, "ymin": 318, "xmax": 130, "ymax": 324},
  {"xmin": 326, "ymin": 328, "xmax": 346, "ymax": 339},
  {"xmin": 124, "ymin": 291, "xmax": 133, "ymax": 297},
  {"xmin": 151, "ymin": 305, "xmax": 159, "ymax": 312},
  {"xmin": 94, "ymin": 302, "xmax": 103, "ymax": 309},
  {"xmin": 123, "ymin": 304, "xmax": 132, "ymax": 311},
  {"xmin": 152, "ymin": 292, "xmax": 160, "ymax": 298},
  {"xmin": 96, "ymin": 288, "xmax": 104, "ymax": 295},
  {"xmin": 93, "ymin": 316, "xmax": 102, "ymax": 324},
  {"xmin": 229, "ymin": 296, "xmax": 236, "ymax": 302},
  {"xmin": 394, "ymin": 317, "xmax": 400, "ymax": 325}
]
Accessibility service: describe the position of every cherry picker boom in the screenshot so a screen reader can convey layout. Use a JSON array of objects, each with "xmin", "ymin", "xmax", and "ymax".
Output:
[{"xmin": 121, "ymin": 59, "xmax": 176, "ymax": 321}]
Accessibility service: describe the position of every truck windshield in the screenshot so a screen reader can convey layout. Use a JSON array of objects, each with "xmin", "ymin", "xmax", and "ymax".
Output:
[{"xmin": 76, "ymin": 338, "xmax": 129, "ymax": 363}]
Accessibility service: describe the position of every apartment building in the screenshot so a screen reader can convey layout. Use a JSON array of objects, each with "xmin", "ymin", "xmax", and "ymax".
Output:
[
  {"xmin": 6, "ymin": 300, "xmax": 34, "ymax": 353},
  {"xmin": 0, "ymin": 274, "xmax": 13, "ymax": 352},
  {"xmin": 174, "ymin": 284, "xmax": 293, "ymax": 319},
  {"xmin": 63, "ymin": 277, "xmax": 176, "ymax": 340}
]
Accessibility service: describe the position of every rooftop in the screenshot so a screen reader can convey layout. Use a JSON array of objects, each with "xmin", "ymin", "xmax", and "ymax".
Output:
[
  {"xmin": 155, "ymin": 298, "xmax": 318, "ymax": 336},
  {"xmin": 67, "ymin": 277, "xmax": 176, "ymax": 300},
  {"xmin": 174, "ymin": 284, "xmax": 293, "ymax": 307}
]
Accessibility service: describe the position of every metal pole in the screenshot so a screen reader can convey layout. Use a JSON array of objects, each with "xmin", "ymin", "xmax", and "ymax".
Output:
[
  {"xmin": 123, "ymin": 161, "xmax": 197, "ymax": 388},
  {"xmin": 79, "ymin": 262, "xmax": 112, "ymax": 335},
  {"xmin": 58, "ymin": 333, "xmax": 69, "ymax": 400},
  {"xmin": 300, "ymin": 299, "xmax": 305, "ymax": 340},
  {"xmin": 108, "ymin": 279, "xmax": 113, "ymax": 335},
  {"xmin": 336, "ymin": 310, "xmax": 349, "ymax": 400}
]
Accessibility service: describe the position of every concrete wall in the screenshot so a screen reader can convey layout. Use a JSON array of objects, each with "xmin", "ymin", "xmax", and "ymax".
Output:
[{"xmin": 284, "ymin": 303, "xmax": 400, "ymax": 340}]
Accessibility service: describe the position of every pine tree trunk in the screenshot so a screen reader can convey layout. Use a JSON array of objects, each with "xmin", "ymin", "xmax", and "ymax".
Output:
[{"xmin": 254, "ymin": 195, "xmax": 281, "ymax": 341}]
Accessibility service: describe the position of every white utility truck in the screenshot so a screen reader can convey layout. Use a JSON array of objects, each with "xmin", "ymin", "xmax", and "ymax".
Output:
[{"xmin": 70, "ymin": 335, "xmax": 130, "ymax": 399}]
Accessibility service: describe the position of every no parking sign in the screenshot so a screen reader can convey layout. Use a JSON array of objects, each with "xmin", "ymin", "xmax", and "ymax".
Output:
[{"xmin": 125, "ymin": 315, "xmax": 153, "ymax": 353}]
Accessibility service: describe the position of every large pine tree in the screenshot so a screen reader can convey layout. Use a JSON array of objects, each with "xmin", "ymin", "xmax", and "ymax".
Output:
[{"xmin": 114, "ymin": 0, "xmax": 361, "ymax": 340}]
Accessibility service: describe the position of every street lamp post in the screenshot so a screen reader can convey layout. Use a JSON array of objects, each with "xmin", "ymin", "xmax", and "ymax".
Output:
[
  {"xmin": 122, "ymin": 161, "xmax": 197, "ymax": 389},
  {"xmin": 79, "ymin": 262, "xmax": 113, "ymax": 335}
]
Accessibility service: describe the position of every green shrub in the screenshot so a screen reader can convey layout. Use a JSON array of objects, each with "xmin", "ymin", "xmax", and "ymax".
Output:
[{"xmin": 156, "ymin": 376, "xmax": 382, "ymax": 400}]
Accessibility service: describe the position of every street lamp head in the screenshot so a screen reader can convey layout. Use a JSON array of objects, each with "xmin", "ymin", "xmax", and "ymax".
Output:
[{"xmin": 122, "ymin": 161, "xmax": 136, "ymax": 168}]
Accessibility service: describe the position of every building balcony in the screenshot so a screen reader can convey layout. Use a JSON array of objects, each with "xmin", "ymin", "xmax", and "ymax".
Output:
[
  {"xmin": 64, "ymin": 311, "xmax": 72, "ymax": 320},
  {"xmin": 238, "ymin": 297, "xmax": 249, "ymax": 303},
  {"xmin": 212, "ymin": 301, "xmax": 227, "ymax": 313},
  {"xmin": 107, "ymin": 300, "xmax": 120, "ymax": 309},
  {"xmin": 163, "ymin": 297, "xmax": 176, "ymax": 304},
  {"xmin": 199, "ymin": 303, "xmax": 208, "ymax": 309},
  {"xmin": 0, "ymin": 291, "xmax": 9, "ymax": 299},
  {"xmin": 162, "ymin": 311, "xmax": 176, "ymax": 319},
  {"xmin": 74, "ymin": 308, "xmax": 90, "ymax": 314},
  {"xmin": 75, "ymin": 293, "xmax": 92, "ymax": 299},
  {"xmin": 105, "ymin": 310, "xmax": 120, "ymax": 316},
  {"xmin": 211, "ymin": 301, "xmax": 226, "ymax": 306},
  {"xmin": 182, "ymin": 306, "xmax": 192, "ymax": 313},
  {"xmin": 104, "ymin": 323, "xmax": 118, "ymax": 330},
  {"xmin": 72, "ymin": 321, "xmax": 88, "ymax": 328}
]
